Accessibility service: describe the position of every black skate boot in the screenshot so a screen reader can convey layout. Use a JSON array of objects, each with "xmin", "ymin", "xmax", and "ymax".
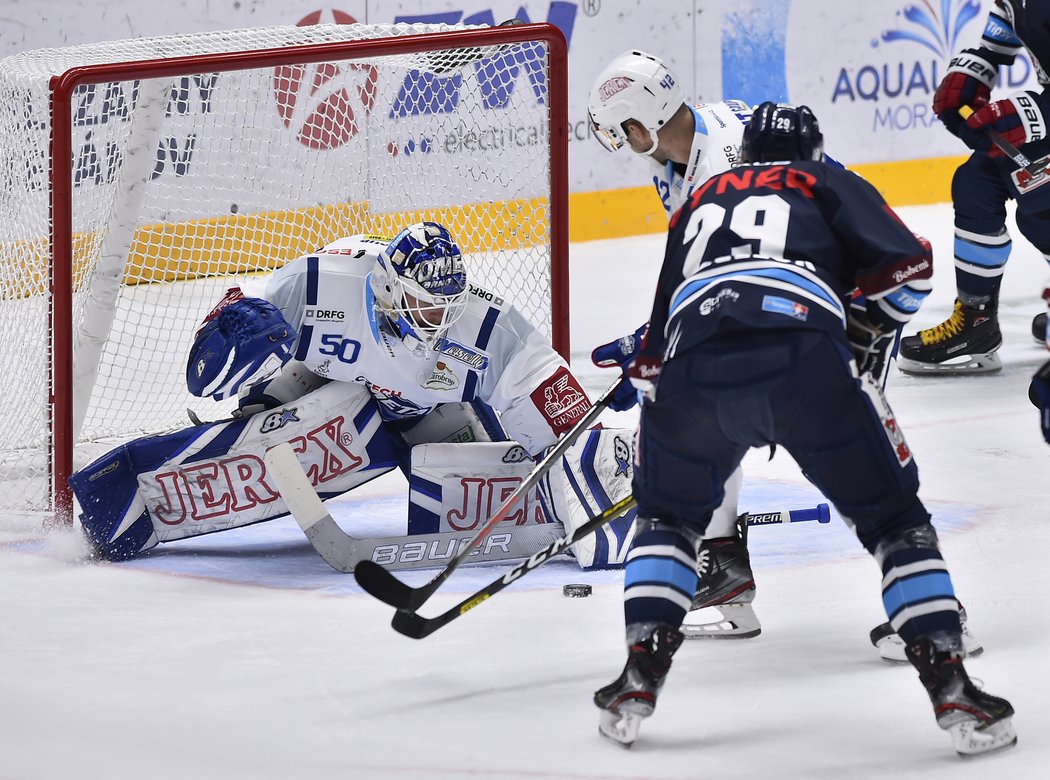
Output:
[
  {"xmin": 898, "ymin": 299, "xmax": 1002, "ymax": 375},
  {"xmin": 905, "ymin": 636, "xmax": 1017, "ymax": 756},
  {"xmin": 1033, "ymin": 311, "xmax": 1048, "ymax": 347},
  {"xmin": 594, "ymin": 625, "xmax": 684, "ymax": 747},
  {"xmin": 682, "ymin": 514, "xmax": 759, "ymax": 639}
]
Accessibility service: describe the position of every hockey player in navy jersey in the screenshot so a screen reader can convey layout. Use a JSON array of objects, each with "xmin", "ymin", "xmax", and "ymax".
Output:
[
  {"xmin": 584, "ymin": 50, "xmax": 976, "ymax": 659},
  {"xmin": 900, "ymin": 0, "xmax": 1050, "ymax": 374},
  {"xmin": 70, "ymin": 223, "xmax": 637, "ymax": 570},
  {"xmin": 592, "ymin": 103, "xmax": 1016, "ymax": 757}
]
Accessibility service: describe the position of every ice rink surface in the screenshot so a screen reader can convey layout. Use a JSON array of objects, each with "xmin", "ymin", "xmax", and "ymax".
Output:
[{"xmin": 2, "ymin": 203, "xmax": 1048, "ymax": 779}]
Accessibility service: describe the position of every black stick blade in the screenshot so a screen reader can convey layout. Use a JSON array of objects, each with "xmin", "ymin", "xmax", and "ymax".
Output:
[
  {"xmin": 390, "ymin": 609, "xmax": 434, "ymax": 639},
  {"xmin": 353, "ymin": 560, "xmax": 420, "ymax": 609}
]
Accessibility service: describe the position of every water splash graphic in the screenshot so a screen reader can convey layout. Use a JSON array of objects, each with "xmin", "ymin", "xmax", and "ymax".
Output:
[{"xmin": 879, "ymin": 0, "xmax": 982, "ymax": 57}]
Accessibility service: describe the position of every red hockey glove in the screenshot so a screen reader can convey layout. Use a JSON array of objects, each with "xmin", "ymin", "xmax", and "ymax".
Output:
[
  {"xmin": 627, "ymin": 355, "xmax": 662, "ymax": 405},
  {"xmin": 959, "ymin": 92, "xmax": 1048, "ymax": 156},
  {"xmin": 933, "ymin": 49, "xmax": 997, "ymax": 135}
]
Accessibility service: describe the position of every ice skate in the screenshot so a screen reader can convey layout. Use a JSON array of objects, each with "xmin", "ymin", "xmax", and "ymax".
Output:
[
  {"xmin": 682, "ymin": 519, "xmax": 760, "ymax": 639},
  {"xmin": 594, "ymin": 625, "xmax": 683, "ymax": 747},
  {"xmin": 869, "ymin": 606, "xmax": 983, "ymax": 663},
  {"xmin": 1033, "ymin": 311, "xmax": 1048, "ymax": 348},
  {"xmin": 898, "ymin": 299, "xmax": 1002, "ymax": 375},
  {"xmin": 906, "ymin": 636, "xmax": 1017, "ymax": 756}
]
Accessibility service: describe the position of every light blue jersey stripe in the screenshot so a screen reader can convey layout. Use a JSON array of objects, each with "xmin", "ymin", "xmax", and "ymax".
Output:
[
  {"xmin": 625, "ymin": 555, "xmax": 697, "ymax": 595},
  {"xmin": 883, "ymin": 571, "xmax": 956, "ymax": 617},
  {"xmin": 955, "ymin": 235, "xmax": 1011, "ymax": 269}
]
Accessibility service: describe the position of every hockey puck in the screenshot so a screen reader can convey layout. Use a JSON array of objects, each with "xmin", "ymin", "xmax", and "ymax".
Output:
[{"xmin": 563, "ymin": 583, "xmax": 592, "ymax": 598}]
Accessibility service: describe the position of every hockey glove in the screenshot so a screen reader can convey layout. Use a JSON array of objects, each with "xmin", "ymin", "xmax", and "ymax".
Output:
[
  {"xmin": 1029, "ymin": 359, "xmax": 1050, "ymax": 444},
  {"xmin": 846, "ymin": 296, "xmax": 898, "ymax": 390},
  {"xmin": 627, "ymin": 355, "xmax": 662, "ymax": 405},
  {"xmin": 933, "ymin": 49, "xmax": 997, "ymax": 135},
  {"xmin": 591, "ymin": 323, "xmax": 648, "ymax": 411},
  {"xmin": 959, "ymin": 91, "xmax": 1050, "ymax": 156}
]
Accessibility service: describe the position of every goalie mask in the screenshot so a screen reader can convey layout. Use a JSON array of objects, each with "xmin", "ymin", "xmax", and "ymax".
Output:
[
  {"xmin": 370, "ymin": 222, "xmax": 468, "ymax": 352},
  {"xmin": 186, "ymin": 290, "xmax": 295, "ymax": 400},
  {"xmin": 587, "ymin": 50, "xmax": 685, "ymax": 157},
  {"xmin": 740, "ymin": 102, "xmax": 825, "ymax": 164}
]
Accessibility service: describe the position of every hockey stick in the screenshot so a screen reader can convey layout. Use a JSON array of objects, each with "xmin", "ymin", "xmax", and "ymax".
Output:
[
  {"xmin": 264, "ymin": 442, "xmax": 564, "ymax": 572},
  {"xmin": 390, "ymin": 499, "xmax": 832, "ymax": 640},
  {"xmin": 353, "ymin": 377, "xmax": 629, "ymax": 611},
  {"xmin": 959, "ymin": 105, "xmax": 1048, "ymax": 178}
]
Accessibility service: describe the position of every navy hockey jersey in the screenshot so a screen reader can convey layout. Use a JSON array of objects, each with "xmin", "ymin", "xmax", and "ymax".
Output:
[{"xmin": 641, "ymin": 161, "xmax": 933, "ymax": 362}]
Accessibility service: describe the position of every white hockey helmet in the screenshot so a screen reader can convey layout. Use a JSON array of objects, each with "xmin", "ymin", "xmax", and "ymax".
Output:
[{"xmin": 587, "ymin": 50, "xmax": 686, "ymax": 157}]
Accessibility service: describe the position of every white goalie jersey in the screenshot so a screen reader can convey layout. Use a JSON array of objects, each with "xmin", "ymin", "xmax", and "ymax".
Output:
[{"xmin": 261, "ymin": 234, "xmax": 589, "ymax": 456}]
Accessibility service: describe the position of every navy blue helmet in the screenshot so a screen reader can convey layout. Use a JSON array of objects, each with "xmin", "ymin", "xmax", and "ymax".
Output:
[{"xmin": 740, "ymin": 102, "xmax": 824, "ymax": 164}]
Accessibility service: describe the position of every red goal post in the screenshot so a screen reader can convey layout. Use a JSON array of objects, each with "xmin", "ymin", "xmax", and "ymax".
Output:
[{"xmin": 0, "ymin": 22, "xmax": 568, "ymax": 523}]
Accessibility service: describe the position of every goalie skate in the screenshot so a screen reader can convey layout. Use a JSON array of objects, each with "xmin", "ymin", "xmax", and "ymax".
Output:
[
  {"xmin": 869, "ymin": 607, "xmax": 983, "ymax": 663},
  {"xmin": 898, "ymin": 299, "xmax": 1002, "ymax": 375},
  {"xmin": 906, "ymin": 637, "xmax": 1016, "ymax": 757},
  {"xmin": 682, "ymin": 526, "xmax": 760, "ymax": 640},
  {"xmin": 595, "ymin": 625, "xmax": 683, "ymax": 748}
]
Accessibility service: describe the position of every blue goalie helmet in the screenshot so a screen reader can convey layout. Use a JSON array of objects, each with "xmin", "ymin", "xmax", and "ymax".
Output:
[
  {"xmin": 370, "ymin": 222, "xmax": 469, "ymax": 351},
  {"xmin": 740, "ymin": 101, "xmax": 825, "ymax": 165},
  {"xmin": 186, "ymin": 291, "xmax": 296, "ymax": 400}
]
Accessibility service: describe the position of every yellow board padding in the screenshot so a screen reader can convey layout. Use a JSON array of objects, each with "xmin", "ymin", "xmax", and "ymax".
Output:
[
  {"xmin": 3, "ymin": 196, "xmax": 553, "ymax": 297},
  {"xmin": 565, "ymin": 155, "xmax": 970, "ymax": 244},
  {"xmin": 123, "ymin": 198, "xmax": 551, "ymax": 284}
]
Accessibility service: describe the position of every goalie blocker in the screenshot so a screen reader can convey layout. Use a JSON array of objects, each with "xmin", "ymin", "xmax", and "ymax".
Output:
[{"xmin": 69, "ymin": 381, "xmax": 637, "ymax": 570}]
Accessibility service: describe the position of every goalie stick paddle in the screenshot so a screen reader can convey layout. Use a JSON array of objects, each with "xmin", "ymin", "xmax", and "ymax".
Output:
[
  {"xmin": 353, "ymin": 376, "xmax": 630, "ymax": 612},
  {"xmin": 264, "ymin": 443, "xmax": 565, "ymax": 572},
  {"xmin": 959, "ymin": 105, "xmax": 1049, "ymax": 178},
  {"xmin": 390, "ymin": 499, "xmax": 833, "ymax": 640}
]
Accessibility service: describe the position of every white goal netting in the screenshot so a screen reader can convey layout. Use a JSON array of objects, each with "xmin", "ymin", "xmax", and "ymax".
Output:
[{"xmin": 0, "ymin": 22, "xmax": 563, "ymax": 515}]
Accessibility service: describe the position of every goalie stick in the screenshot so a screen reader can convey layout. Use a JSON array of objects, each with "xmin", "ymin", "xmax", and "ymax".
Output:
[
  {"xmin": 389, "ymin": 499, "xmax": 832, "ymax": 640},
  {"xmin": 353, "ymin": 376, "xmax": 629, "ymax": 612},
  {"xmin": 264, "ymin": 443, "xmax": 563, "ymax": 572}
]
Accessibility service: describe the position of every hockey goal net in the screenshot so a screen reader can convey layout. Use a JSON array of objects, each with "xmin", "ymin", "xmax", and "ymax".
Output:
[{"xmin": 0, "ymin": 21, "xmax": 568, "ymax": 521}]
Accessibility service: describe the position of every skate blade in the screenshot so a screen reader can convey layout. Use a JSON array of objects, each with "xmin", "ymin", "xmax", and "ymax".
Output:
[
  {"xmin": 598, "ymin": 702, "xmax": 652, "ymax": 747},
  {"xmin": 949, "ymin": 716, "xmax": 1017, "ymax": 756},
  {"xmin": 682, "ymin": 604, "xmax": 761, "ymax": 640},
  {"xmin": 874, "ymin": 629, "xmax": 984, "ymax": 663},
  {"xmin": 898, "ymin": 351, "xmax": 1002, "ymax": 376}
]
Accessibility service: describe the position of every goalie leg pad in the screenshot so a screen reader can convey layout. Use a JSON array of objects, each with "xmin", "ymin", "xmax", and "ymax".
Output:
[
  {"xmin": 70, "ymin": 444, "xmax": 156, "ymax": 561},
  {"xmin": 407, "ymin": 441, "xmax": 547, "ymax": 535},
  {"xmin": 70, "ymin": 382, "xmax": 401, "ymax": 559},
  {"xmin": 540, "ymin": 427, "xmax": 638, "ymax": 569}
]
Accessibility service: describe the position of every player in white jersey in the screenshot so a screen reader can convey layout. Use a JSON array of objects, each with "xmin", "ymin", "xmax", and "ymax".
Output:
[
  {"xmin": 587, "ymin": 50, "xmax": 758, "ymax": 640},
  {"xmin": 71, "ymin": 223, "xmax": 637, "ymax": 569},
  {"xmin": 232, "ymin": 228, "xmax": 584, "ymax": 455}
]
